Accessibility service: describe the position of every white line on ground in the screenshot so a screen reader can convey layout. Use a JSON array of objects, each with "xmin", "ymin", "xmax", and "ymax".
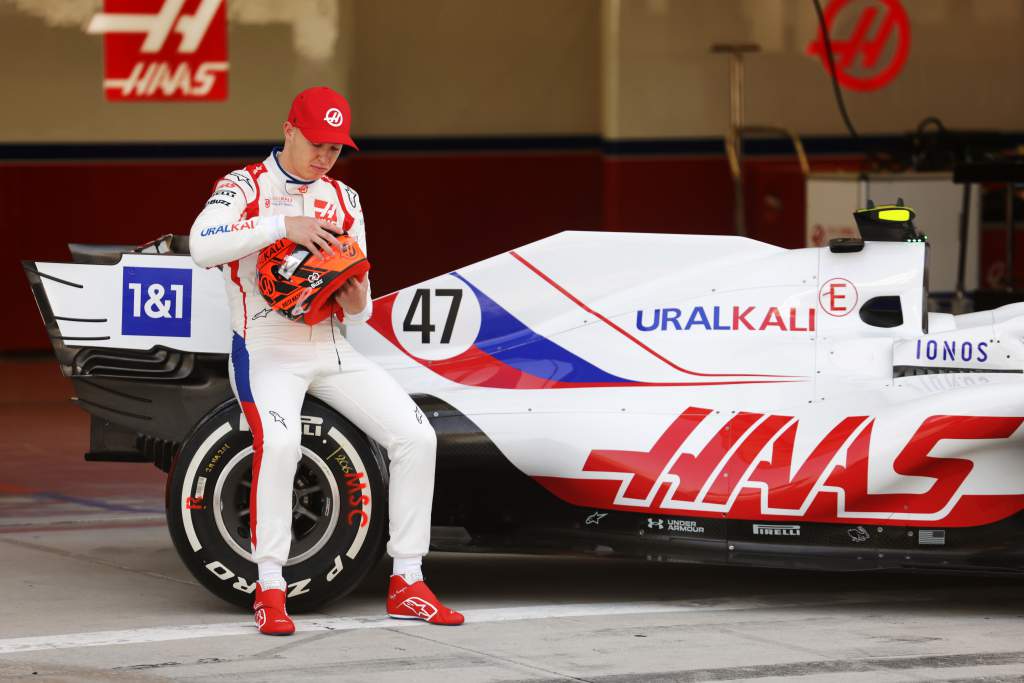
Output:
[
  {"xmin": 0, "ymin": 598, "xmax": 774, "ymax": 655},
  {"xmin": 0, "ymin": 515, "xmax": 165, "ymax": 532},
  {"xmin": 0, "ymin": 586, "xmax": 988, "ymax": 656}
]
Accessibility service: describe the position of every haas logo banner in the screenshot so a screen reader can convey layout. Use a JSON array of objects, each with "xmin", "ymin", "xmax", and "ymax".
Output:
[{"xmin": 87, "ymin": 0, "xmax": 229, "ymax": 101}]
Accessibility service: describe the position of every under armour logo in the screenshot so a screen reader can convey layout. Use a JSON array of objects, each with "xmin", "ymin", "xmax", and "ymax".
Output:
[
  {"xmin": 269, "ymin": 411, "xmax": 287, "ymax": 428},
  {"xmin": 324, "ymin": 107, "xmax": 344, "ymax": 127}
]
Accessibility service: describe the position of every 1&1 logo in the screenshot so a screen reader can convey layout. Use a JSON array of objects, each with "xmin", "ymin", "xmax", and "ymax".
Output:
[
  {"xmin": 122, "ymin": 267, "xmax": 193, "ymax": 337},
  {"xmin": 806, "ymin": 0, "xmax": 910, "ymax": 92}
]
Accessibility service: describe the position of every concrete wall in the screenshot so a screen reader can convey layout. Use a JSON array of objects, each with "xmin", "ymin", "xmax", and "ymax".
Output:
[
  {"xmin": 2, "ymin": 0, "xmax": 1020, "ymax": 142},
  {"xmin": 609, "ymin": 0, "xmax": 1024, "ymax": 139},
  {"xmin": 0, "ymin": 0, "xmax": 600, "ymax": 142}
]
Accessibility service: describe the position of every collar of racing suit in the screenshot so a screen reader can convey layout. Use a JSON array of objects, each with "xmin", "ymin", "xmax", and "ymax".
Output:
[{"xmin": 267, "ymin": 147, "xmax": 319, "ymax": 196}]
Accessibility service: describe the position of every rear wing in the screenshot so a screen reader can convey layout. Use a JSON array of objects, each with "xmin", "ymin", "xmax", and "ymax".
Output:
[
  {"xmin": 23, "ymin": 234, "xmax": 231, "ymax": 377},
  {"xmin": 22, "ymin": 235, "xmax": 233, "ymax": 468}
]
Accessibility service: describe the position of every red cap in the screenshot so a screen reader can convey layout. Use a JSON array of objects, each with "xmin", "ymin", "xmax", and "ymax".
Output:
[{"xmin": 287, "ymin": 86, "xmax": 358, "ymax": 149}]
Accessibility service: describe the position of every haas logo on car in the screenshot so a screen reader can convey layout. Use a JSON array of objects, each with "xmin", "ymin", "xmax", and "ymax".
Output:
[
  {"xmin": 87, "ymin": 0, "xmax": 229, "ymax": 101},
  {"xmin": 535, "ymin": 408, "xmax": 1024, "ymax": 527}
]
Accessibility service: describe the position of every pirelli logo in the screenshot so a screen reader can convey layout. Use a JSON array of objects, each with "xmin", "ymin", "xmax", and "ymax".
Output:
[{"xmin": 752, "ymin": 524, "xmax": 800, "ymax": 537}]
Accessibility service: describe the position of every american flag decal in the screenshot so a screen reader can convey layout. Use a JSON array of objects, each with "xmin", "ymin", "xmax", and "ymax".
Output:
[{"xmin": 918, "ymin": 529, "xmax": 947, "ymax": 546}]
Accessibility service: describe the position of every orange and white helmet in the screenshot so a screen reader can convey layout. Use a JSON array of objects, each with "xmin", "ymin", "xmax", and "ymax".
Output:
[{"xmin": 256, "ymin": 236, "xmax": 370, "ymax": 325}]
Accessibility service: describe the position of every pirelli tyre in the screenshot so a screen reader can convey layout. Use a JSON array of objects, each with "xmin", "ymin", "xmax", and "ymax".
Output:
[{"xmin": 166, "ymin": 397, "xmax": 387, "ymax": 612}]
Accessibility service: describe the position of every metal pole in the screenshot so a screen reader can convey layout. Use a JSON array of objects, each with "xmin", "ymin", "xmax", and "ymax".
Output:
[
  {"xmin": 954, "ymin": 182, "xmax": 970, "ymax": 312},
  {"xmin": 730, "ymin": 51, "xmax": 745, "ymax": 237},
  {"xmin": 1006, "ymin": 183, "xmax": 1016, "ymax": 292},
  {"xmin": 712, "ymin": 44, "xmax": 758, "ymax": 237}
]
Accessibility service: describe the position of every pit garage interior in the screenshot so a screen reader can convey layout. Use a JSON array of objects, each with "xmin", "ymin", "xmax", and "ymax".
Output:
[{"xmin": 5, "ymin": 1, "xmax": 1024, "ymax": 681}]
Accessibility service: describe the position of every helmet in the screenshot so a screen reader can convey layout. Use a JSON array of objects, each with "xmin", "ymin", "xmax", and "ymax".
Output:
[{"xmin": 256, "ymin": 236, "xmax": 370, "ymax": 325}]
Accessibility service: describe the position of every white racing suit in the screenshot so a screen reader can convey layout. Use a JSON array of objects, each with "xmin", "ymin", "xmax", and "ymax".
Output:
[{"xmin": 189, "ymin": 149, "xmax": 437, "ymax": 566}]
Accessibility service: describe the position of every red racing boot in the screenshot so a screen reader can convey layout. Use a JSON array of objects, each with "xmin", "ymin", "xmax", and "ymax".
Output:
[
  {"xmin": 386, "ymin": 575, "xmax": 464, "ymax": 625},
  {"xmin": 253, "ymin": 585, "xmax": 295, "ymax": 636}
]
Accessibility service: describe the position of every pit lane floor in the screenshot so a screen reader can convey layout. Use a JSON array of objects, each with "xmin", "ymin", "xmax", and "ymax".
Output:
[{"xmin": 3, "ymin": 357, "xmax": 1024, "ymax": 682}]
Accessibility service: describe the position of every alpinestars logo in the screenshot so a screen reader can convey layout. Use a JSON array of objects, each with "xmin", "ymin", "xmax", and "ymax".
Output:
[
  {"xmin": 87, "ymin": 0, "xmax": 229, "ymax": 101},
  {"xmin": 400, "ymin": 597, "xmax": 437, "ymax": 620}
]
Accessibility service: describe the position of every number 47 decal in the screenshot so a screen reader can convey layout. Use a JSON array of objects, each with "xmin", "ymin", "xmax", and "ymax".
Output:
[{"xmin": 402, "ymin": 288, "xmax": 463, "ymax": 344}]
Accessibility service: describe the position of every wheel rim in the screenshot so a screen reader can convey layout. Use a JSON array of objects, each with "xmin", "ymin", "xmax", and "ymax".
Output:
[{"xmin": 213, "ymin": 446, "xmax": 342, "ymax": 566}]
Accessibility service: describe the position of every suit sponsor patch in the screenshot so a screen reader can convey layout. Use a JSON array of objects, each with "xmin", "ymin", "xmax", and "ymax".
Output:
[
  {"xmin": 314, "ymin": 199, "xmax": 338, "ymax": 223},
  {"xmin": 200, "ymin": 220, "xmax": 256, "ymax": 237}
]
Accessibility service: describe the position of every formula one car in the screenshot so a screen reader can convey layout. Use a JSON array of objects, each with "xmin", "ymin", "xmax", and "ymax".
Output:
[{"xmin": 23, "ymin": 204, "xmax": 1024, "ymax": 610}]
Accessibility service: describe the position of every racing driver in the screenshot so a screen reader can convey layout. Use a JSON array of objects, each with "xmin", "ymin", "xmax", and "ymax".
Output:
[{"xmin": 189, "ymin": 86, "xmax": 464, "ymax": 634}]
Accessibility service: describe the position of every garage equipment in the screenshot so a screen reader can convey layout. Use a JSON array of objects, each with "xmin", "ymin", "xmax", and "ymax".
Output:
[{"xmin": 711, "ymin": 43, "xmax": 809, "ymax": 237}]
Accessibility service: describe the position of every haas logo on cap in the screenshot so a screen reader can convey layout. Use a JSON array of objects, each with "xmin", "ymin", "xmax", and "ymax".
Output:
[{"xmin": 324, "ymin": 108, "xmax": 344, "ymax": 127}]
